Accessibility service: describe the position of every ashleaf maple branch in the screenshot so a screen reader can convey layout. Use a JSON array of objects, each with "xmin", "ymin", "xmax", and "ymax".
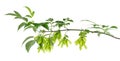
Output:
[
  {"xmin": 6, "ymin": 6, "xmax": 120, "ymax": 53},
  {"xmin": 42, "ymin": 29, "xmax": 120, "ymax": 40}
]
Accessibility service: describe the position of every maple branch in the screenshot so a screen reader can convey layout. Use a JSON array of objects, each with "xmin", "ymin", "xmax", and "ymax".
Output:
[{"xmin": 43, "ymin": 29, "xmax": 120, "ymax": 40}]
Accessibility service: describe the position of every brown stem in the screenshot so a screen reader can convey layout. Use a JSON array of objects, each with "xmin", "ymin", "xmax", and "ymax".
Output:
[{"xmin": 42, "ymin": 29, "xmax": 120, "ymax": 40}]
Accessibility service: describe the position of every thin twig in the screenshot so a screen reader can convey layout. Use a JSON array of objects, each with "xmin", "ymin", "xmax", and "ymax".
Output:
[{"xmin": 43, "ymin": 29, "xmax": 120, "ymax": 40}]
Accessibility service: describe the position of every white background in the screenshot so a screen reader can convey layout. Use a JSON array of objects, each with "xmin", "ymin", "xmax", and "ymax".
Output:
[{"xmin": 0, "ymin": 0, "xmax": 120, "ymax": 61}]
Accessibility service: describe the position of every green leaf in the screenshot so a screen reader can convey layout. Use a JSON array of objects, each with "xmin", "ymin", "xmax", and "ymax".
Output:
[
  {"xmin": 75, "ymin": 38, "xmax": 80, "ymax": 45},
  {"xmin": 18, "ymin": 22, "xmax": 26, "ymax": 30},
  {"xmin": 102, "ymin": 25, "xmax": 108, "ymax": 28},
  {"xmin": 14, "ymin": 11, "xmax": 22, "ymax": 18},
  {"xmin": 25, "ymin": 6, "xmax": 32, "ymax": 14},
  {"xmin": 79, "ymin": 31, "xmax": 87, "ymax": 37},
  {"xmin": 85, "ymin": 29, "xmax": 90, "ymax": 33},
  {"xmin": 24, "ymin": 25, "xmax": 34, "ymax": 31},
  {"xmin": 92, "ymin": 24, "xmax": 100, "ymax": 28},
  {"xmin": 55, "ymin": 21, "xmax": 65, "ymax": 28},
  {"xmin": 31, "ymin": 11, "xmax": 35, "ymax": 17},
  {"xmin": 25, "ymin": 6, "xmax": 34, "ymax": 18},
  {"xmin": 26, "ymin": 15, "xmax": 32, "ymax": 18},
  {"xmin": 66, "ymin": 18, "xmax": 73, "ymax": 22},
  {"xmin": 24, "ymin": 21, "xmax": 34, "ymax": 28},
  {"xmin": 37, "ymin": 46, "xmax": 43, "ymax": 53},
  {"xmin": 37, "ymin": 36, "xmax": 43, "ymax": 44},
  {"xmin": 22, "ymin": 17, "xmax": 28, "ymax": 22},
  {"xmin": 6, "ymin": 11, "xmax": 23, "ymax": 20},
  {"xmin": 75, "ymin": 31, "xmax": 88, "ymax": 50},
  {"xmin": 40, "ymin": 22, "xmax": 49, "ymax": 30},
  {"xmin": 33, "ymin": 23, "xmax": 40, "ymax": 28},
  {"xmin": 58, "ymin": 41, "xmax": 63, "ymax": 47},
  {"xmin": 25, "ymin": 40, "xmax": 35, "ymax": 52},
  {"xmin": 58, "ymin": 35, "xmax": 71, "ymax": 47},
  {"xmin": 32, "ymin": 26, "xmax": 37, "ymax": 32},
  {"xmin": 52, "ymin": 32, "xmax": 58, "ymax": 42},
  {"xmin": 63, "ymin": 18, "xmax": 73, "ymax": 22},
  {"xmin": 6, "ymin": 11, "xmax": 28, "ymax": 22},
  {"xmin": 57, "ymin": 30, "xmax": 62, "ymax": 40},
  {"xmin": 6, "ymin": 13, "xmax": 16, "ymax": 16},
  {"xmin": 58, "ymin": 36, "xmax": 65, "ymax": 47},
  {"xmin": 22, "ymin": 36, "xmax": 34, "ymax": 45},
  {"xmin": 46, "ymin": 18, "xmax": 53, "ymax": 22},
  {"xmin": 110, "ymin": 26, "xmax": 118, "ymax": 29},
  {"xmin": 68, "ymin": 19, "xmax": 73, "ymax": 22},
  {"xmin": 65, "ymin": 23, "xmax": 70, "ymax": 25}
]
